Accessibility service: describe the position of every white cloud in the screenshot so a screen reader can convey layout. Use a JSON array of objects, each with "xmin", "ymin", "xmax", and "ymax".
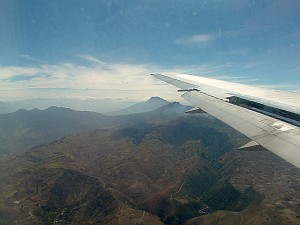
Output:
[
  {"xmin": 20, "ymin": 54, "xmax": 41, "ymax": 62},
  {"xmin": 0, "ymin": 58, "xmax": 183, "ymax": 101},
  {"xmin": 79, "ymin": 54, "xmax": 108, "ymax": 67},
  {"xmin": 1, "ymin": 56, "xmax": 298, "ymax": 102},
  {"xmin": 174, "ymin": 34, "xmax": 214, "ymax": 46},
  {"xmin": 0, "ymin": 66, "xmax": 40, "ymax": 79}
]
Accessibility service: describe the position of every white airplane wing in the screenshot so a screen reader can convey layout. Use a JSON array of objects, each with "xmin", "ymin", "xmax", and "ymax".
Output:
[{"xmin": 151, "ymin": 73, "xmax": 300, "ymax": 169}]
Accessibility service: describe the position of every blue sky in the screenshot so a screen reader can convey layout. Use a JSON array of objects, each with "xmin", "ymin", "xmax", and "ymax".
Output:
[{"xmin": 0, "ymin": 0, "xmax": 299, "ymax": 101}]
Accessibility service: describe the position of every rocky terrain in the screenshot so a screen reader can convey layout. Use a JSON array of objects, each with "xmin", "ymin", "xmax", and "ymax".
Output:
[
  {"xmin": 185, "ymin": 149, "xmax": 300, "ymax": 225},
  {"xmin": 0, "ymin": 101, "xmax": 299, "ymax": 225}
]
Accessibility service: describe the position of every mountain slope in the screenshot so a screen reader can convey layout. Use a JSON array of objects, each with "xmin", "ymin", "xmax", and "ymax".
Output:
[
  {"xmin": 0, "ymin": 102, "xmax": 191, "ymax": 155},
  {"xmin": 0, "ymin": 114, "xmax": 259, "ymax": 225},
  {"xmin": 0, "ymin": 107, "xmax": 108, "ymax": 155},
  {"xmin": 1, "ymin": 111, "xmax": 299, "ymax": 224}
]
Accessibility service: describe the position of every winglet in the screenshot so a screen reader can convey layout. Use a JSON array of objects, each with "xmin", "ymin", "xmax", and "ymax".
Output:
[
  {"xmin": 238, "ymin": 141, "xmax": 259, "ymax": 150},
  {"xmin": 185, "ymin": 107, "xmax": 206, "ymax": 114}
]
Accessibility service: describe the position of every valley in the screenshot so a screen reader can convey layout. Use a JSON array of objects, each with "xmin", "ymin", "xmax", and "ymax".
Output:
[{"xmin": 0, "ymin": 99, "xmax": 299, "ymax": 225}]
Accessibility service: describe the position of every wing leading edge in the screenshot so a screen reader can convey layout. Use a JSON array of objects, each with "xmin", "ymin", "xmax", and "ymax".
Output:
[{"xmin": 151, "ymin": 73, "xmax": 300, "ymax": 169}]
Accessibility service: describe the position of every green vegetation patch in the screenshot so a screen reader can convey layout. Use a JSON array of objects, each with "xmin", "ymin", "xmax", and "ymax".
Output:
[
  {"xmin": 150, "ymin": 197, "xmax": 206, "ymax": 225},
  {"xmin": 203, "ymin": 181, "xmax": 263, "ymax": 211},
  {"xmin": 184, "ymin": 164, "xmax": 219, "ymax": 197}
]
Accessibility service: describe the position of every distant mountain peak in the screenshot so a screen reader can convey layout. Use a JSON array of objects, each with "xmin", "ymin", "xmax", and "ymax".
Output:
[
  {"xmin": 147, "ymin": 96, "xmax": 168, "ymax": 102},
  {"xmin": 111, "ymin": 96, "xmax": 170, "ymax": 115},
  {"xmin": 153, "ymin": 101, "xmax": 189, "ymax": 112},
  {"xmin": 45, "ymin": 106, "xmax": 74, "ymax": 112},
  {"xmin": 169, "ymin": 101, "xmax": 180, "ymax": 106}
]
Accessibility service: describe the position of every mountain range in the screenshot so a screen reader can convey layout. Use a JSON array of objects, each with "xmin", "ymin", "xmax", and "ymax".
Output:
[
  {"xmin": 0, "ymin": 97, "xmax": 299, "ymax": 224},
  {"xmin": 0, "ymin": 98, "xmax": 188, "ymax": 155},
  {"xmin": 0, "ymin": 112, "xmax": 255, "ymax": 225},
  {"xmin": 0, "ymin": 98, "xmax": 138, "ymax": 114}
]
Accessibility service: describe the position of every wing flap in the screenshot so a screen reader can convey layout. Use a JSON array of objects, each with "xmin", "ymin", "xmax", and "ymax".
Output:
[
  {"xmin": 182, "ymin": 91, "xmax": 300, "ymax": 168},
  {"xmin": 151, "ymin": 73, "xmax": 300, "ymax": 168}
]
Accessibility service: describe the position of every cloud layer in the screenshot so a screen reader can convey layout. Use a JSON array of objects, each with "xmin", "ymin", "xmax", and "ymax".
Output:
[
  {"xmin": 0, "ymin": 56, "xmax": 184, "ymax": 101},
  {"xmin": 1, "ymin": 54, "xmax": 299, "ymax": 101}
]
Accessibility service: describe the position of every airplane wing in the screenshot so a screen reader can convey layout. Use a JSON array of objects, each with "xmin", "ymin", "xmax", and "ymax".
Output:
[{"xmin": 151, "ymin": 73, "xmax": 300, "ymax": 169}]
